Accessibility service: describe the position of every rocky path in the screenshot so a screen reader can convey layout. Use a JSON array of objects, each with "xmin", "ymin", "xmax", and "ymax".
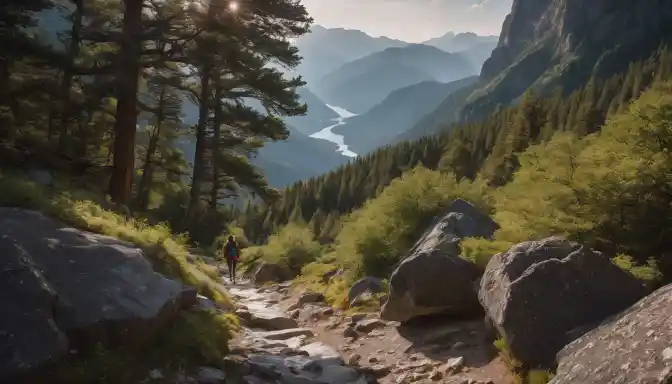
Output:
[{"xmin": 223, "ymin": 277, "xmax": 512, "ymax": 384}]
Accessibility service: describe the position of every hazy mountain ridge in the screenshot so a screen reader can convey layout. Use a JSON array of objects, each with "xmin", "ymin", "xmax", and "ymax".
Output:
[
  {"xmin": 334, "ymin": 76, "xmax": 478, "ymax": 154},
  {"xmin": 316, "ymin": 44, "xmax": 477, "ymax": 113}
]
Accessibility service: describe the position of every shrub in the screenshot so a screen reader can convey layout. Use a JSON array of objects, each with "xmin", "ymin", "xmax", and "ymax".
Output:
[
  {"xmin": 460, "ymin": 237, "xmax": 514, "ymax": 270},
  {"xmin": 244, "ymin": 223, "xmax": 321, "ymax": 274},
  {"xmin": 612, "ymin": 254, "xmax": 663, "ymax": 284},
  {"xmin": 332, "ymin": 166, "xmax": 489, "ymax": 279}
]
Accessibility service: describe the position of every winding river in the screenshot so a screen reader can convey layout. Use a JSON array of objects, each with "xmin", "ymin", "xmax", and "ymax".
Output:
[{"xmin": 310, "ymin": 105, "xmax": 358, "ymax": 158}]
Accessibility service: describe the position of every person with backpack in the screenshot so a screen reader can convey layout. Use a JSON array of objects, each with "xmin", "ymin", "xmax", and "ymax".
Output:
[{"xmin": 223, "ymin": 235, "xmax": 240, "ymax": 283}]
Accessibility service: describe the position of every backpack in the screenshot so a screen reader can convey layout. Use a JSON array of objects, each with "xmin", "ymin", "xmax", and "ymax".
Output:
[{"xmin": 227, "ymin": 243, "xmax": 239, "ymax": 260}]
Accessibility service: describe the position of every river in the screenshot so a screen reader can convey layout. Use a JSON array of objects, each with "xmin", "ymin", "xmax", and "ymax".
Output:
[{"xmin": 310, "ymin": 105, "xmax": 358, "ymax": 158}]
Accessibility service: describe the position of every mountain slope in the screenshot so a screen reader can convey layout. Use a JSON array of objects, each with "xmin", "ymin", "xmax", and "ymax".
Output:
[
  {"xmin": 285, "ymin": 87, "xmax": 339, "ymax": 135},
  {"xmin": 318, "ymin": 44, "xmax": 476, "ymax": 113},
  {"xmin": 403, "ymin": 0, "xmax": 672, "ymax": 141},
  {"xmin": 295, "ymin": 25, "xmax": 408, "ymax": 84},
  {"xmin": 423, "ymin": 32, "xmax": 498, "ymax": 53},
  {"xmin": 334, "ymin": 76, "xmax": 478, "ymax": 154},
  {"xmin": 254, "ymin": 125, "xmax": 349, "ymax": 186}
]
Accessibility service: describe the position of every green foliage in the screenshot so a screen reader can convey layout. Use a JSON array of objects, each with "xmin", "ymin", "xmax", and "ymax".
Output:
[
  {"xmin": 243, "ymin": 223, "xmax": 322, "ymax": 274},
  {"xmin": 331, "ymin": 166, "xmax": 489, "ymax": 279},
  {"xmin": 612, "ymin": 254, "xmax": 663, "ymax": 284},
  {"xmin": 0, "ymin": 172, "xmax": 233, "ymax": 308},
  {"xmin": 460, "ymin": 237, "xmax": 514, "ymax": 270},
  {"xmin": 53, "ymin": 309, "xmax": 238, "ymax": 383}
]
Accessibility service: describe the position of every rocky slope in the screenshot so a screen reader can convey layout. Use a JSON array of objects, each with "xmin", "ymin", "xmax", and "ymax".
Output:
[{"xmin": 404, "ymin": 0, "xmax": 672, "ymax": 140}]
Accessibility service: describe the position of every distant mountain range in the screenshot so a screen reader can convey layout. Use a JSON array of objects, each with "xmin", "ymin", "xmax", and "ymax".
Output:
[
  {"xmin": 316, "ymin": 44, "xmax": 477, "ymax": 113},
  {"xmin": 333, "ymin": 76, "xmax": 478, "ymax": 154}
]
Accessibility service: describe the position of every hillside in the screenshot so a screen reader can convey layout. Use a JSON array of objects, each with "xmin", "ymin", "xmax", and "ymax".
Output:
[
  {"xmin": 403, "ymin": 0, "xmax": 672, "ymax": 140},
  {"xmin": 317, "ymin": 44, "xmax": 476, "ymax": 113},
  {"xmin": 294, "ymin": 25, "xmax": 408, "ymax": 84},
  {"xmin": 333, "ymin": 76, "xmax": 478, "ymax": 154},
  {"xmin": 285, "ymin": 87, "xmax": 339, "ymax": 135}
]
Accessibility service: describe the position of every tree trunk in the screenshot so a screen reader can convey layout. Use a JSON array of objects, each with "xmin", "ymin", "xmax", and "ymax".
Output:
[
  {"xmin": 136, "ymin": 89, "xmax": 165, "ymax": 211},
  {"xmin": 109, "ymin": 0, "xmax": 143, "ymax": 204},
  {"xmin": 58, "ymin": 0, "xmax": 83, "ymax": 154},
  {"xmin": 185, "ymin": 68, "xmax": 212, "ymax": 226},
  {"xmin": 210, "ymin": 86, "xmax": 223, "ymax": 210}
]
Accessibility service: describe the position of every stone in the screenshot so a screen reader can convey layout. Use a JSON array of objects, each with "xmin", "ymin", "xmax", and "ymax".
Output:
[
  {"xmin": 347, "ymin": 354, "xmax": 362, "ymax": 365},
  {"xmin": 381, "ymin": 200, "xmax": 494, "ymax": 322},
  {"xmin": 27, "ymin": 169, "xmax": 54, "ymax": 187},
  {"xmin": 354, "ymin": 318, "xmax": 387, "ymax": 334},
  {"xmin": 298, "ymin": 292, "xmax": 325, "ymax": 306},
  {"xmin": 256, "ymin": 328, "xmax": 314, "ymax": 340},
  {"xmin": 550, "ymin": 284, "xmax": 672, "ymax": 384},
  {"xmin": 348, "ymin": 277, "xmax": 385, "ymax": 307},
  {"xmin": 196, "ymin": 294, "xmax": 217, "ymax": 310},
  {"xmin": 197, "ymin": 367, "xmax": 226, "ymax": 383},
  {"xmin": 344, "ymin": 326, "xmax": 358, "ymax": 339},
  {"xmin": 350, "ymin": 314, "xmax": 368, "ymax": 323},
  {"xmin": 251, "ymin": 262, "xmax": 294, "ymax": 285},
  {"xmin": 439, "ymin": 357, "xmax": 464, "ymax": 374},
  {"xmin": 479, "ymin": 237, "xmax": 651, "ymax": 367},
  {"xmin": 371, "ymin": 364, "xmax": 393, "ymax": 377},
  {"xmin": 0, "ymin": 208, "xmax": 187, "ymax": 382},
  {"xmin": 428, "ymin": 370, "xmax": 442, "ymax": 380},
  {"xmin": 299, "ymin": 342, "xmax": 343, "ymax": 362}
]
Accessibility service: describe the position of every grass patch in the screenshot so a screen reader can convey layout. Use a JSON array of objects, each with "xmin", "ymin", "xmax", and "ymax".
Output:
[
  {"xmin": 612, "ymin": 254, "xmax": 663, "ymax": 285},
  {"xmin": 494, "ymin": 337, "xmax": 555, "ymax": 384},
  {"xmin": 52, "ymin": 310, "xmax": 239, "ymax": 384},
  {"xmin": 0, "ymin": 172, "xmax": 233, "ymax": 308}
]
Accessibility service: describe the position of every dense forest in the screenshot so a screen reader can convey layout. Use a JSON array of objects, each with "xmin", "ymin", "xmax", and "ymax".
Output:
[
  {"xmin": 238, "ymin": 46, "xmax": 672, "ymax": 246},
  {"xmin": 0, "ymin": 0, "xmax": 312, "ymax": 246}
]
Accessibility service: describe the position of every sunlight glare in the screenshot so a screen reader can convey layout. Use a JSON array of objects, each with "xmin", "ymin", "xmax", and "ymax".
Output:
[{"xmin": 228, "ymin": 1, "xmax": 239, "ymax": 12}]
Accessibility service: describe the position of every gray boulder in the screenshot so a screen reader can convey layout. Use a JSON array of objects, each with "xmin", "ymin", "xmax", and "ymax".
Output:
[
  {"xmin": 347, "ymin": 277, "xmax": 384, "ymax": 307},
  {"xmin": 479, "ymin": 237, "xmax": 651, "ymax": 368},
  {"xmin": 251, "ymin": 262, "xmax": 294, "ymax": 285},
  {"xmin": 380, "ymin": 200, "xmax": 495, "ymax": 322},
  {"xmin": 551, "ymin": 284, "xmax": 672, "ymax": 384},
  {"xmin": 0, "ymin": 208, "xmax": 186, "ymax": 381}
]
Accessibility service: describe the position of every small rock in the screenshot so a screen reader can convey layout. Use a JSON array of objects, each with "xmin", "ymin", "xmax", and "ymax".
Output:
[
  {"xmin": 197, "ymin": 367, "xmax": 226, "ymax": 383},
  {"xmin": 148, "ymin": 369, "xmax": 163, "ymax": 380},
  {"xmin": 411, "ymin": 372, "xmax": 429, "ymax": 381},
  {"xmin": 347, "ymin": 354, "xmax": 362, "ymax": 365},
  {"xmin": 351, "ymin": 313, "xmax": 368, "ymax": 323},
  {"xmin": 344, "ymin": 326, "xmax": 358, "ymax": 339},
  {"xmin": 439, "ymin": 356, "xmax": 464, "ymax": 374},
  {"xmin": 257, "ymin": 328, "xmax": 314, "ymax": 340},
  {"xmin": 322, "ymin": 307, "xmax": 334, "ymax": 316},
  {"xmin": 298, "ymin": 292, "xmax": 325, "ymax": 305},
  {"xmin": 428, "ymin": 370, "xmax": 442, "ymax": 380},
  {"xmin": 369, "ymin": 356, "xmax": 379, "ymax": 363},
  {"xmin": 371, "ymin": 364, "xmax": 393, "ymax": 377},
  {"xmin": 354, "ymin": 318, "xmax": 387, "ymax": 334}
]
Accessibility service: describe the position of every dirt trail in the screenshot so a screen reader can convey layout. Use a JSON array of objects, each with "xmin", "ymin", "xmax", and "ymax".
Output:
[{"xmin": 223, "ymin": 275, "xmax": 513, "ymax": 384}]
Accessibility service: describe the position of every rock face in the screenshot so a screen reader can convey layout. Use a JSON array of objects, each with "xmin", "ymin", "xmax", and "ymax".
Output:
[
  {"xmin": 0, "ymin": 208, "xmax": 187, "ymax": 382},
  {"xmin": 251, "ymin": 262, "xmax": 294, "ymax": 285},
  {"xmin": 551, "ymin": 284, "xmax": 672, "ymax": 384},
  {"xmin": 380, "ymin": 200, "xmax": 497, "ymax": 322},
  {"xmin": 464, "ymin": 0, "xmax": 672, "ymax": 120},
  {"xmin": 479, "ymin": 237, "xmax": 650, "ymax": 368}
]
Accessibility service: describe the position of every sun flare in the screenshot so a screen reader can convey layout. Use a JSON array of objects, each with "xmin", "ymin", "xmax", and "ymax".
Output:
[{"xmin": 228, "ymin": 1, "xmax": 239, "ymax": 12}]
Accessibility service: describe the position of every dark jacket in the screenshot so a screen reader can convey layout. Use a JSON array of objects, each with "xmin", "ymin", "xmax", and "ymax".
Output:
[{"xmin": 224, "ymin": 241, "xmax": 239, "ymax": 260}]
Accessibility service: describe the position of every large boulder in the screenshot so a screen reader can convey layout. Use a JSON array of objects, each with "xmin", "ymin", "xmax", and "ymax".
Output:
[
  {"xmin": 0, "ymin": 208, "xmax": 187, "ymax": 382},
  {"xmin": 380, "ymin": 200, "xmax": 496, "ymax": 322},
  {"xmin": 479, "ymin": 237, "xmax": 651, "ymax": 368},
  {"xmin": 250, "ymin": 262, "xmax": 294, "ymax": 285},
  {"xmin": 550, "ymin": 284, "xmax": 672, "ymax": 384}
]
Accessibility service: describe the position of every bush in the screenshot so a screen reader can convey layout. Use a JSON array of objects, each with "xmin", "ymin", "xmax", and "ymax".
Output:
[
  {"xmin": 242, "ymin": 223, "xmax": 321, "ymax": 274},
  {"xmin": 460, "ymin": 237, "xmax": 514, "ymax": 270},
  {"xmin": 612, "ymin": 254, "xmax": 663, "ymax": 284},
  {"xmin": 332, "ymin": 166, "xmax": 489, "ymax": 279},
  {"xmin": 53, "ymin": 310, "xmax": 238, "ymax": 383}
]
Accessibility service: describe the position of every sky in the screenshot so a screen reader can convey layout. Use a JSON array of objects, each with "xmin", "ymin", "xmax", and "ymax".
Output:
[{"xmin": 301, "ymin": 0, "xmax": 514, "ymax": 43}]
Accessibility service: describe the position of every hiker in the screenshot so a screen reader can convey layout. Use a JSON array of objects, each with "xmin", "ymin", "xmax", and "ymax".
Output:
[{"xmin": 223, "ymin": 235, "xmax": 240, "ymax": 283}]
